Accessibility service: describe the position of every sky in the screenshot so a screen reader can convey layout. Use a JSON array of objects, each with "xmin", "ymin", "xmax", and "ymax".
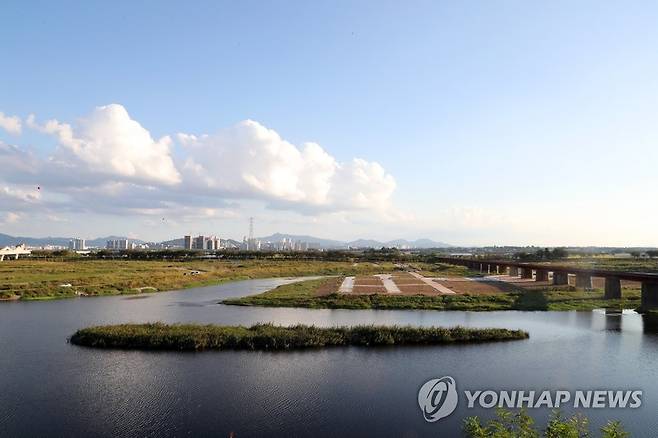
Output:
[{"xmin": 2, "ymin": 1, "xmax": 658, "ymax": 246}]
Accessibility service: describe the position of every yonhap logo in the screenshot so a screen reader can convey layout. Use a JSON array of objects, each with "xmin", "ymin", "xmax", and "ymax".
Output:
[
  {"xmin": 417, "ymin": 376, "xmax": 642, "ymax": 424},
  {"xmin": 418, "ymin": 376, "xmax": 458, "ymax": 422}
]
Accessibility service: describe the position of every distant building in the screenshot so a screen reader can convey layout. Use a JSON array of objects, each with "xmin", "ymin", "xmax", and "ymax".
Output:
[
  {"xmin": 69, "ymin": 238, "xmax": 86, "ymax": 250},
  {"xmin": 106, "ymin": 239, "xmax": 135, "ymax": 250},
  {"xmin": 186, "ymin": 235, "xmax": 221, "ymax": 250},
  {"xmin": 206, "ymin": 236, "xmax": 220, "ymax": 250}
]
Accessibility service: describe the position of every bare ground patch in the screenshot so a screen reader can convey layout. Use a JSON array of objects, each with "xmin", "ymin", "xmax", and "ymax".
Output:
[
  {"xmin": 437, "ymin": 279, "xmax": 523, "ymax": 295},
  {"xmin": 352, "ymin": 285, "xmax": 389, "ymax": 294},
  {"xmin": 315, "ymin": 277, "xmax": 344, "ymax": 297}
]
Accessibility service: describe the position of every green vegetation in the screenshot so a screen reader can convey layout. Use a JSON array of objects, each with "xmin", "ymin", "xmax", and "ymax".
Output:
[
  {"xmin": 464, "ymin": 408, "xmax": 628, "ymax": 438},
  {"xmin": 223, "ymin": 278, "xmax": 640, "ymax": 311},
  {"xmin": 69, "ymin": 322, "xmax": 528, "ymax": 351},
  {"xmin": 0, "ymin": 259, "xmax": 398, "ymax": 300},
  {"xmin": 514, "ymin": 247, "xmax": 569, "ymax": 261},
  {"xmin": 543, "ymin": 257, "xmax": 658, "ymax": 274},
  {"xmin": 411, "ymin": 262, "xmax": 480, "ymax": 278}
]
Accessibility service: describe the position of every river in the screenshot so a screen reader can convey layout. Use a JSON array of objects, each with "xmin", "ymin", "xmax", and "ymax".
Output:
[{"xmin": 1, "ymin": 278, "xmax": 657, "ymax": 437}]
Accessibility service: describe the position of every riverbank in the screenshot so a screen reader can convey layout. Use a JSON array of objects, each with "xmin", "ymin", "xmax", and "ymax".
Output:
[
  {"xmin": 0, "ymin": 259, "xmax": 401, "ymax": 300},
  {"xmin": 69, "ymin": 322, "xmax": 529, "ymax": 351},
  {"xmin": 222, "ymin": 277, "xmax": 641, "ymax": 311}
]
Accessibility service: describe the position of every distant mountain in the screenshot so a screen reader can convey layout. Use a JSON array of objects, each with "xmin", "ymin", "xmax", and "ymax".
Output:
[
  {"xmin": 385, "ymin": 238, "xmax": 452, "ymax": 249},
  {"xmin": 87, "ymin": 236, "xmax": 145, "ymax": 247},
  {"xmin": 0, "ymin": 233, "xmax": 71, "ymax": 247},
  {"xmin": 1, "ymin": 232, "xmax": 451, "ymax": 250},
  {"xmin": 260, "ymin": 234, "xmax": 451, "ymax": 249},
  {"xmin": 258, "ymin": 233, "xmax": 346, "ymax": 249},
  {"xmin": 160, "ymin": 238, "xmax": 184, "ymax": 247},
  {"xmin": 0, "ymin": 233, "xmax": 143, "ymax": 248},
  {"xmin": 347, "ymin": 239, "xmax": 384, "ymax": 248}
]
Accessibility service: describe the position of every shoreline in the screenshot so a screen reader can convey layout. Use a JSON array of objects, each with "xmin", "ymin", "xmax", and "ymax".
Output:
[
  {"xmin": 69, "ymin": 323, "xmax": 530, "ymax": 351},
  {"xmin": 0, "ymin": 259, "xmax": 395, "ymax": 301},
  {"xmin": 222, "ymin": 277, "xmax": 643, "ymax": 312}
]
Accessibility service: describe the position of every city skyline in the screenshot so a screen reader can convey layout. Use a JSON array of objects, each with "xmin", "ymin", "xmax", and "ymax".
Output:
[{"xmin": 3, "ymin": 1, "xmax": 658, "ymax": 246}]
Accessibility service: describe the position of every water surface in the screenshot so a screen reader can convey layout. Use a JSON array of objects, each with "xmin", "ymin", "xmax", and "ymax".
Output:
[{"xmin": 1, "ymin": 278, "xmax": 657, "ymax": 437}]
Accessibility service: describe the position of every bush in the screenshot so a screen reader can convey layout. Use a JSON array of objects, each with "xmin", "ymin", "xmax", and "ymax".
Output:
[{"xmin": 464, "ymin": 409, "xmax": 628, "ymax": 438}]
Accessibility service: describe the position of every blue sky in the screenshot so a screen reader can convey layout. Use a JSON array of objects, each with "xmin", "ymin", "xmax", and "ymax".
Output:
[{"xmin": 2, "ymin": 1, "xmax": 658, "ymax": 245}]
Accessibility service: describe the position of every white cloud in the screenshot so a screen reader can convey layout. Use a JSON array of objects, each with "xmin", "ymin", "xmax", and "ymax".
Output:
[
  {"xmin": 0, "ymin": 104, "xmax": 400, "ymax": 227},
  {"xmin": 28, "ymin": 104, "xmax": 180, "ymax": 186},
  {"xmin": 178, "ymin": 120, "xmax": 396, "ymax": 212},
  {"xmin": 3, "ymin": 212, "xmax": 22, "ymax": 224},
  {"xmin": 0, "ymin": 184, "xmax": 41, "ymax": 204},
  {"xmin": 0, "ymin": 112, "xmax": 21, "ymax": 135}
]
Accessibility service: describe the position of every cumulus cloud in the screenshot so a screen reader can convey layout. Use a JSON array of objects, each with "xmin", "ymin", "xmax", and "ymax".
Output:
[
  {"xmin": 178, "ymin": 120, "xmax": 396, "ymax": 212},
  {"xmin": 0, "ymin": 112, "xmax": 21, "ymax": 135},
  {"xmin": 0, "ymin": 184, "xmax": 41, "ymax": 205},
  {"xmin": 27, "ymin": 104, "xmax": 180, "ymax": 185},
  {"xmin": 0, "ymin": 104, "xmax": 399, "ymax": 222},
  {"xmin": 4, "ymin": 212, "xmax": 22, "ymax": 224}
]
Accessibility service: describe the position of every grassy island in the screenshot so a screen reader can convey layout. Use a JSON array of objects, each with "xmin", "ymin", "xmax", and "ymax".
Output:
[
  {"xmin": 222, "ymin": 277, "xmax": 641, "ymax": 311},
  {"xmin": 69, "ymin": 323, "xmax": 529, "ymax": 351}
]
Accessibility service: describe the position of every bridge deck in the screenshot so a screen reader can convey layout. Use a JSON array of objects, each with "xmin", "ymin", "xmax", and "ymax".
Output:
[{"xmin": 438, "ymin": 257, "xmax": 658, "ymax": 283}]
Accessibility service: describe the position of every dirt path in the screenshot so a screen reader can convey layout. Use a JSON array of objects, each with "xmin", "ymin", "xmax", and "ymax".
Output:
[
  {"xmin": 409, "ymin": 272, "xmax": 456, "ymax": 295},
  {"xmin": 338, "ymin": 276, "xmax": 355, "ymax": 293},
  {"xmin": 374, "ymin": 274, "xmax": 401, "ymax": 293}
]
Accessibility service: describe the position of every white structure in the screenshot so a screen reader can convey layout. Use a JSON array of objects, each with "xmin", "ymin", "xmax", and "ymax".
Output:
[
  {"xmin": 0, "ymin": 244, "xmax": 31, "ymax": 261},
  {"xmin": 185, "ymin": 235, "xmax": 221, "ymax": 250},
  {"xmin": 106, "ymin": 239, "xmax": 135, "ymax": 250},
  {"xmin": 69, "ymin": 238, "xmax": 86, "ymax": 250}
]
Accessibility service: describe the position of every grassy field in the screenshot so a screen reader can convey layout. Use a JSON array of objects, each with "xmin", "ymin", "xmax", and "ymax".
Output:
[
  {"xmin": 69, "ymin": 322, "xmax": 529, "ymax": 351},
  {"xmin": 0, "ymin": 259, "xmax": 399, "ymax": 300},
  {"xmin": 223, "ymin": 277, "xmax": 641, "ymax": 311},
  {"xmin": 543, "ymin": 257, "xmax": 658, "ymax": 273}
]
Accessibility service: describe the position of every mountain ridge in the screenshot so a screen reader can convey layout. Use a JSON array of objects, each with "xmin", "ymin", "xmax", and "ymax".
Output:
[{"xmin": 0, "ymin": 232, "xmax": 452, "ymax": 249}]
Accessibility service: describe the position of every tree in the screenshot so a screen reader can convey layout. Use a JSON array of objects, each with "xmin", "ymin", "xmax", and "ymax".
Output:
[{"xmin": 463, "ymin": 409, "xmax": 628, "ymax": 438}]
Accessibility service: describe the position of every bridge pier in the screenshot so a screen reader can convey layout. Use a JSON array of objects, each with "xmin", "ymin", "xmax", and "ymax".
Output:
[
  {"xmin": 521, "ymin": 268, "xmax": 533, "ymax": 279},
  {"xmin": 641, "ymin": 281, "xmax": 658, "ymax": 310},
  {"xmin": 535, "ymin": 269, "xmax": 549, "ymax": 281},
  {"xmin": 0, "ymin": 255, "xmax": 4, "ymax": 262},
  {"xmin": 509, "ymin": 266, "xmax": 519, "ymax": 277},
  {"xmin": 604, "ymin": 277, "xmax": 622, "ymax": 299},
  {"xmin": 575, "ymin": 274, "xmax": 592, "ymax": 289},
  {"xmin": 553, "ymin": 271, "xmax": 569, "ymax": 285}
]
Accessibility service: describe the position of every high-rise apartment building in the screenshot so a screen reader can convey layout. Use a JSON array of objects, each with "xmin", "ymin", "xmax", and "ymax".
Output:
[{"xmin": 68, "ymin": 238, "xmax": 86, "ymax": 250}]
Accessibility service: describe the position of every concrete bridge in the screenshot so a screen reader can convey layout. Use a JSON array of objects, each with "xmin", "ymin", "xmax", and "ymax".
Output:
[
  {"xmin": 0, "ymin": 245, "xmax": 31, "ymax": 261},
  {"xmin": 436, "ymin": 256, "xmax": 658, "ymax": 311}
]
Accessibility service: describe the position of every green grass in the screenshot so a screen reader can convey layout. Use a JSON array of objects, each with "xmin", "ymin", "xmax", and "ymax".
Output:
[
  {"xmin": 541, "ymin": 257, "xmax": 658, "ymax": 273},
  {"xmin": 464, "ymin": 408, "xmax": 628, "ymax": 438},
  {"xmin": 223, "ymin": 278, "xmax": 641, "ymax": 311},
  {"xmin": 69, "ymin": 322, "xmax": 529, "ymax": 351},
  {"xmin": 0, "ymin": 259, "xmax": 399, "ymax": 300},
  {"xmin": 410, "ymin": 262, "xmax": 481, "ymax": 278}
]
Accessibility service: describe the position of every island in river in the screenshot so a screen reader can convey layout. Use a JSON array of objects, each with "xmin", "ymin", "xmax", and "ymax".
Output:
[{"xmin": 69, "ymin": 322, "xmax": 529, "ymax": 351}]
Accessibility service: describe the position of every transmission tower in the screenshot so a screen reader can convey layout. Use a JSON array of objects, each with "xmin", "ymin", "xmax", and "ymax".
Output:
[{"xmin": 249, "ymin": 217, "xmax": 254, "ymax": 241}]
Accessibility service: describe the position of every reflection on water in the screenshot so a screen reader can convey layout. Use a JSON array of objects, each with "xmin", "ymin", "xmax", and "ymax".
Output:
[
  {"xmin": 642, "ymin": 314, "xmax": 658, "ymax": 334},
  {"xmin": 1, "ymin": 278, "xmax": 658, "ymax": 437}
]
